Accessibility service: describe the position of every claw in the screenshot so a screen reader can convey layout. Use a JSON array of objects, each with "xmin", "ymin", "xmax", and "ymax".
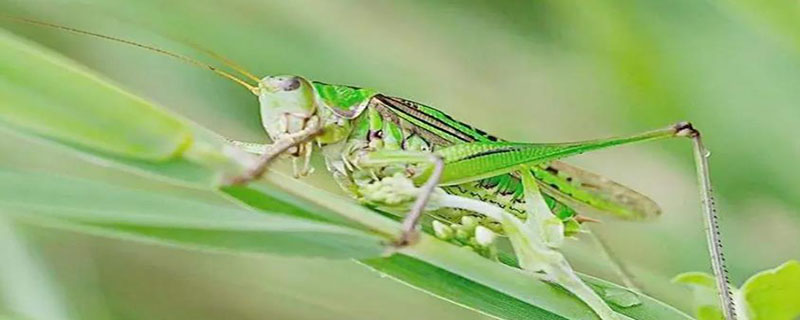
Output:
[
  {"xmin": 225, "ymin": 118, "xmax": 322, "ymax": 186},
  {"xmin": 395, "ymin": 229, "xmax": 421, "ymax": 247},
  {"xmin": 380, "ymin": 229, "xmax": 420, "ymax": 257}
]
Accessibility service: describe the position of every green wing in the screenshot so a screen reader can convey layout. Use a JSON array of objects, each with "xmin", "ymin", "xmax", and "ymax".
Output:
[
  {"xmin": 373, "ymin": 94, "xmax": 661, "ymax": 221},
  {"xmin": 532, "ymin": 161, "xmax": 660, "ymax": 220}
]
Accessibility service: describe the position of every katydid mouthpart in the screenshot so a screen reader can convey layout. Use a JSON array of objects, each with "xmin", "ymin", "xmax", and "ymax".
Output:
[{"xmin": 8, "ymin": 16, "xmax": 737, "ymax": 320}]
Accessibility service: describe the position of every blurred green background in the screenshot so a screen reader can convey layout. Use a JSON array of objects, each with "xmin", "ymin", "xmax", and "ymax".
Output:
[{"xmin": 1, "ymin": 0, "xmax": 798, "ymax": 319}]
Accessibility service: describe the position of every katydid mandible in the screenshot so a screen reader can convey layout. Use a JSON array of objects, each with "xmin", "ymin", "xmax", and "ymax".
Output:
[{"xmin": 13, "ymin": 18, "xmax": 737, "ymax": 320}]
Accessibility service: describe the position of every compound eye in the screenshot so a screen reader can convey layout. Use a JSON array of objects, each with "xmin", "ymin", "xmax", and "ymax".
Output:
[{"xmin": 282, "ymin": 77, "xmax": 301, "ymax": 91}]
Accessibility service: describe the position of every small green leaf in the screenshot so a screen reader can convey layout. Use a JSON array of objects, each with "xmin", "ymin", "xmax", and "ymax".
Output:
[
  {"xmin": 740, "ymin": 260, "xmax": 800, "ymax": 320},
  {"xmin": 672, "ymin": 272, "xmax": 723, "ymax": 320},
  {"xmin": 672, "ymin": 272, "xmax": 717, "ymax": 289}
]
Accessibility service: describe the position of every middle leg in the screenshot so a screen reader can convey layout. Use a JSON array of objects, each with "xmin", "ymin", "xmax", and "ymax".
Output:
[{"xmin": 357, "ymin": 150, "xmax": 444, "ymax": 246}]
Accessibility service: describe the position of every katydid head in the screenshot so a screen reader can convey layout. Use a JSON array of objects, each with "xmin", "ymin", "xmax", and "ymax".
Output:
[{"xmin": 256, "ymin": 75, "xmax": 318, "ymax": 141}]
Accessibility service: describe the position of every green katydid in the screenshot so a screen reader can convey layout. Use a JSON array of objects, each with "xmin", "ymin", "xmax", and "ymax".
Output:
[{"xmin": 11, "ymin": 17, "xmax": 737, "ymax": 320}]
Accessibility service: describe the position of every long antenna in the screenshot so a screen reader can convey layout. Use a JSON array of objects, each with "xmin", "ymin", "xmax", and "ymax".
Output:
[
  {"xmin": 679, "ymin": 123, "xmax": 737, "ymax": 319},
  {"xmin": 4, "ymin": 16, "xmax": 259, "ymax": 95},
  {"xmin": 184, "ymin": 41, "xmax": 261, "ymax": 83}
]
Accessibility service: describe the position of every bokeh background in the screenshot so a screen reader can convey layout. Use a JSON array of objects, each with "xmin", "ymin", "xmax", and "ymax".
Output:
[{"xmin": 1, "ymin": 0, "xmax": 798, "ymax": 319}]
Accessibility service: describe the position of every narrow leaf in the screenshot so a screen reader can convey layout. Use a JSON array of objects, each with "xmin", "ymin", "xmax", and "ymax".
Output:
[
  {"xmin": 0, "ymin": 28, "xmax": 192, "ymax": 161},
  {"xmin": 0, "ymin": 169, "xmax": 384, "ymax": 259},
  {"xmin": 362, "ymin": 255, "xmax": 566, "ymax": 320}
]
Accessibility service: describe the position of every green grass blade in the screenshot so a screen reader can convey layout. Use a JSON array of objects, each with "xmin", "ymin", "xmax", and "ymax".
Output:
[
  {"xmin": 400, "ymin": 236, "xmax": 692, "ymax": 320},
  {"xmin": 361, "ymin": 255, "xmax": 567, "ymax": 320},
  {"xmin": 0, "ymin": 170, "xmax": 384, "ymax": 259},
  {"xmin": 0, "ymin": 28, "xmax": 192, "ymax": 161}
]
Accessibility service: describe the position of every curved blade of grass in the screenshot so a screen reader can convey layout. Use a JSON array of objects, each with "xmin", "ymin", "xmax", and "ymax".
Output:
[
  {"xmin": 0, "ymin": 28, "xmax": 192, "ymax": 161},
  {"xmin": 360, "ymin": 255, "xmax": 566, "ymax": 320},
  {"xmin": 0, "ymin": 169, "xmax": 384, "ymax": 259},
  {"xmin": 0, "ymin": 27, "xmax": 249, "ymax": 188},
  {"xmin": 401, "ymin": 236, "xmax": 692, "ymax": 320}
]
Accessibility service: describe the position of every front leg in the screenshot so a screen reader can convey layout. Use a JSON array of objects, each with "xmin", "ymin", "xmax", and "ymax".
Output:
[{"xmin": 225, "ymin": 120, "xmax": 322, "ymax": 185}]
